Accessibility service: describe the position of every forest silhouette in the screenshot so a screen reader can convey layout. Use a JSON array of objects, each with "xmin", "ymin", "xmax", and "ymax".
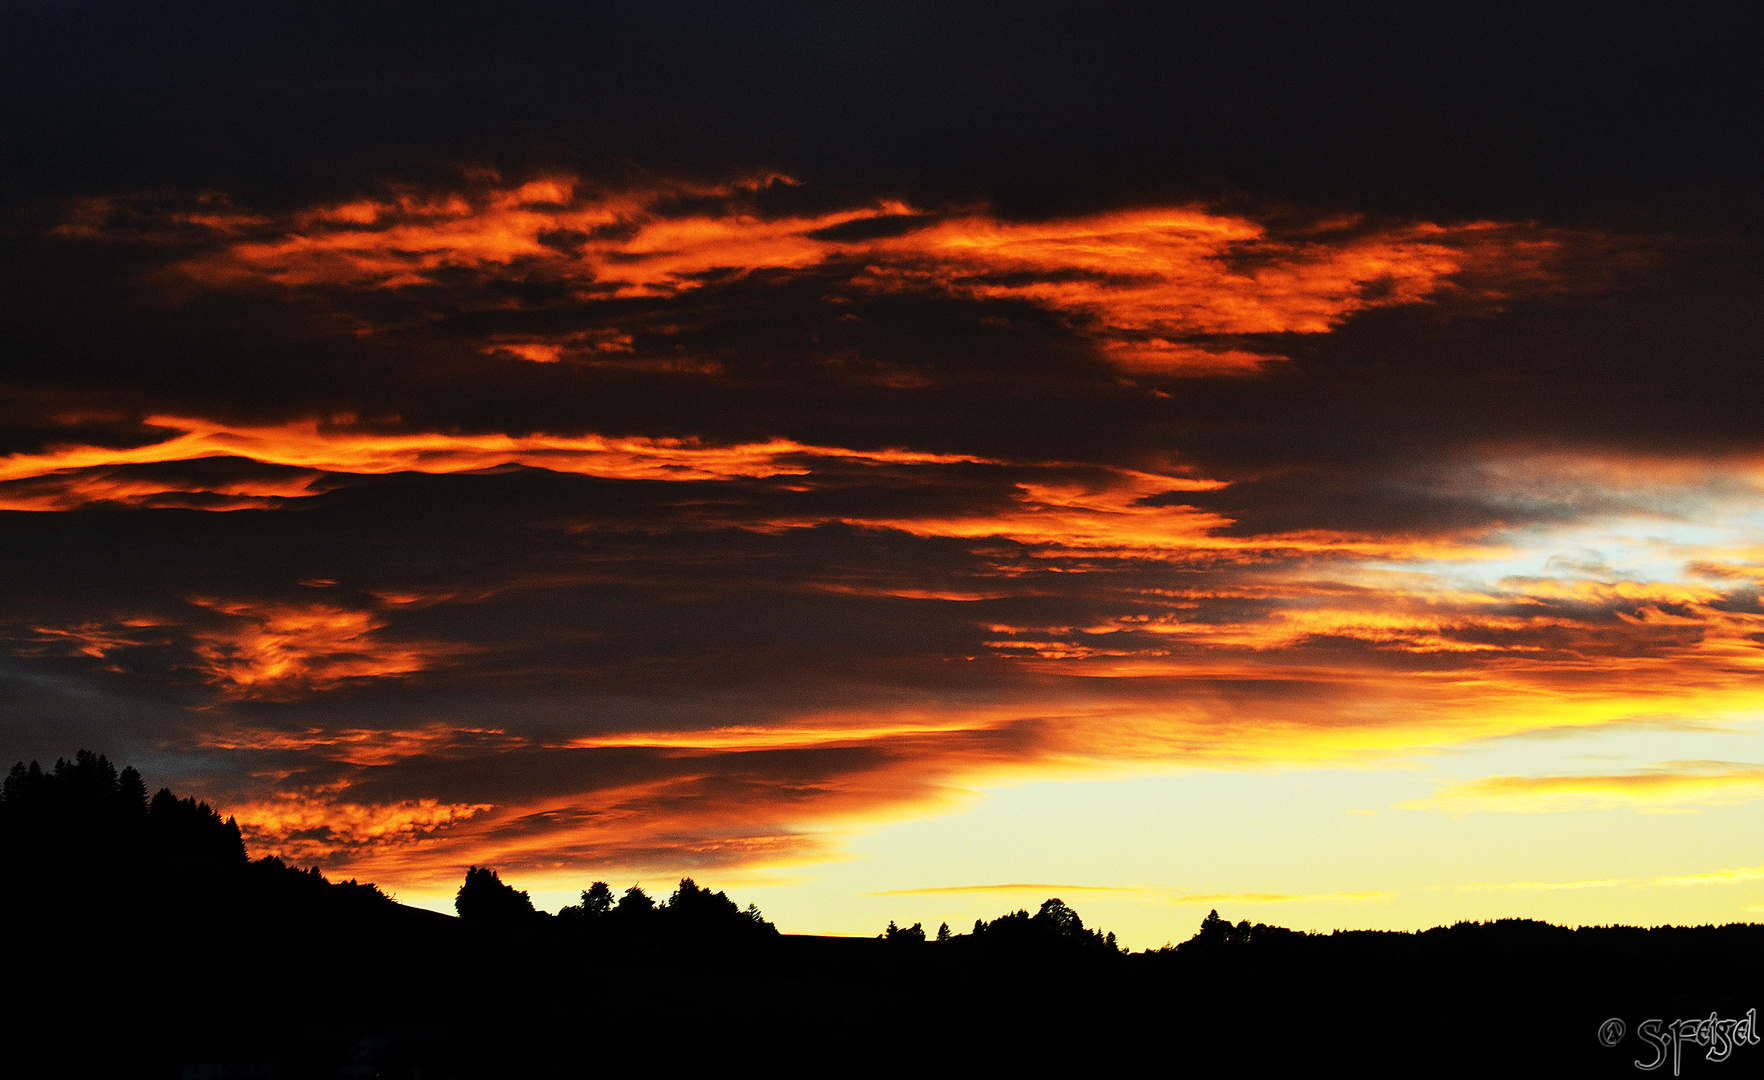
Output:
[{"xmin": 7, "ymin": 750, "xmax": 1763, "ymax": 1077}]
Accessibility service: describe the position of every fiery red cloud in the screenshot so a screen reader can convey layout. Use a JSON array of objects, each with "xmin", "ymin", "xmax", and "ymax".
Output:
[
  {"xmin": 65, "ymin": 175, "xmax": 1596, "ymax": 376},
  {"xmin": 183, "ymin": 597, "xmax": 452, "ymax": 700},
  {"xmin": 0, "ymin": 414, "xmax": 994, "ymax": 509}
]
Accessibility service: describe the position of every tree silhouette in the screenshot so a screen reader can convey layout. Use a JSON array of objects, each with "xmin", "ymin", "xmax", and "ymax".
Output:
[
  {"xmin": 595, "ymin": 884, "xmax": 657, "ymax": 937},
  {"xmin": 1035, "ymin": 898, "xmax": 1084, "ymax": 937},
  {"xmin": 581, "ymin": 881, "xmax": 615, "ymax": 916},
  {"xmin": 965, "ymin": 898, "xmax": 1121, "ymax": 954},
  {"xmin": 556, "ymin": 880, "xmax": 614, "ymax": 924},
  {"xmin": 663, "ymin": 877, "xmax": 778, "ymax": 937},
  {"xmin": 882, "ymin": 920, "xmax": 926, "ymax": 942},
  {"xmin": 455, "ymin": 865, "xmax": 537, "ymax": 924},
  {"xmin": 148, "ymin": 787, "xmax": 247, "ymax": 873},
  {"xmin": 118, "ymin": 766, "xmax": 147, "ymax": 815},
  {"xmin": 1180, "ymin": 908, "xmax": 1296, "ymax": 952},
  {"xmin": 1196, "ymin": 908, "xmax": 1230, "ymax": 946}
]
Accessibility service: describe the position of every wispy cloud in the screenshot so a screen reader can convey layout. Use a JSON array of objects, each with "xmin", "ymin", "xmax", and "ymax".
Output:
[
  {"xmin": 1650, "ymin": 864, "xmax": 1764, "ymax": 887},
  {"xmin": 1410, "ymin": 761, "xmax": 1764, "ymax": 813}
]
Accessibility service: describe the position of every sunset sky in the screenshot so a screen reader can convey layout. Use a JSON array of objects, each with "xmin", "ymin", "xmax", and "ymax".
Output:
[{"xmin": 5, "ymin": 5, "xmax": 1764, "ymax": 947}]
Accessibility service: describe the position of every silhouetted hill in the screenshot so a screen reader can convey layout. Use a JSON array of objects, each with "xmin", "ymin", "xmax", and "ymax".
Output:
[{"xmin": 8, "ymin": 751, "xmax": 1762, "ymax": 1077}]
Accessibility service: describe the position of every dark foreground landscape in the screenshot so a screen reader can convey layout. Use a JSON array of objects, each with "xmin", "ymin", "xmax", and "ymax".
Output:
[{"xmin": 7, "ymin": 752, "xmax": 1760, "ymax": 1078}]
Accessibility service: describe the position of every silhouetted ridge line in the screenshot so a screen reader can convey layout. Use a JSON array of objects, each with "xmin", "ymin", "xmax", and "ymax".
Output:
[
  {"xmin": 13, "ymin": 750, "xmax": 1764, "ymax": 1077},
  {"xmin": 449, "ymin": 865, "xmax": 780, "ymax": 962},
  {"xmin": 1, "ymin": 749, "xmax": 398, "ymax": 914}
]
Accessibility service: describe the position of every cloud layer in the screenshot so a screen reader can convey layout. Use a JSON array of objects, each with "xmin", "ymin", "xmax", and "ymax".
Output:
[{"xmin": 5, "ymin": 10, "xmax": 1764, "ymax": 919}]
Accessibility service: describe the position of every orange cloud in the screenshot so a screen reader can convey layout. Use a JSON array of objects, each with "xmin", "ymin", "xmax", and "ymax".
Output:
[
  {"xmin": 186, "ymin": 597, "xmax": 447, "ymax": 699},
  {"xmin": 10, "ymin": 604, "xmax": 460, "ymax": 702},
  {"xmin": 171, "ymin": 175, "xmax": 898, "ymax": 297},
  {"xmin": 0, "ymin": 414, "xmax": 993, "ymax": 499},
  {"xmin": 1, "ymin": 416, "xmax": 1479, "ymax": 564},
  {"xmin": 196, "ymin": 723, "xmax": 523, "ymax": 768},
  {"xmin": 231, "ymin": 792, "xmax": 494, "ymax": 866},
  {"xmin": 23, "ymin": 621, "xmax": 163, "ymax": 662},
  {"xmin": 98, "ymin": 175, "xmax": 1586, "ymax": 375},
  {"xmin": 839, "ymin": 473, "xmax": 1496, "ymax": 561},
  {"xmin": 0, "ymin": 464, "xmax": 328, "ymax": 511},
  {"xmin": 200, "ymin": 709, "xmax": 1065, "ymax": 891},
  {"xmin": 859, "ymin": 212, "xmax": 1546, "ymax": 372}
]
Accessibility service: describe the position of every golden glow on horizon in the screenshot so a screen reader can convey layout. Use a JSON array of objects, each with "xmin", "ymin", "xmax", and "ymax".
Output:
[{"xmin": 184, "ymin": 659, "xmax": 1764, "ymax": 896}]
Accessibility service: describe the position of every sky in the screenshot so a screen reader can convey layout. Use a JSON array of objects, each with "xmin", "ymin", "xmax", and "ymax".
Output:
[{"xmin": 5, "ymin": 4, "xmax": 1764, "ymax": 947}]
